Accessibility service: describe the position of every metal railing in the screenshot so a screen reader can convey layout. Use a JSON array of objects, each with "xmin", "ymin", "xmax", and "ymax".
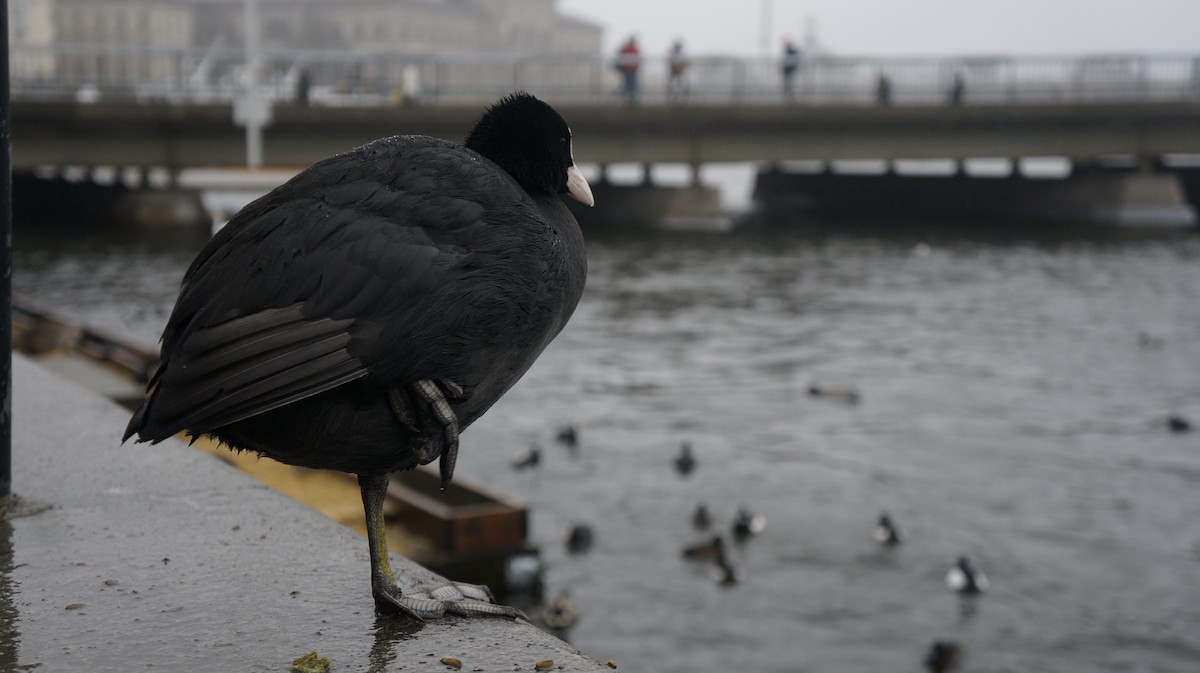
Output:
[{"xmin": 10, "ymin": 44, "xmax": 1200, "ymax": 107}]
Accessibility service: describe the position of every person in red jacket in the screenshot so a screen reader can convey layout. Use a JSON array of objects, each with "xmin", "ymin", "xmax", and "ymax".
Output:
[{"xmin": 616, "ymin": 36, "xmax": 641, "ymax": 104}]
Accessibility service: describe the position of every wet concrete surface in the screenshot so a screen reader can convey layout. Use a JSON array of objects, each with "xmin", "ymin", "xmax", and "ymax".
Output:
[{"xmin": 4, "ymin": 355, "xmax": 609, "ymax": 672}]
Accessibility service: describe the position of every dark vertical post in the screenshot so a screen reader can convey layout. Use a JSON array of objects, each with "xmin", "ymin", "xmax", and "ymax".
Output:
[{"xmin": 1, "ymin": 0, "xmax": 13, "ymax": 499}]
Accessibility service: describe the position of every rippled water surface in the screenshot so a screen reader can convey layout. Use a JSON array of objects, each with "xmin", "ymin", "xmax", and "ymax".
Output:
[{"xmin": 14, "ymin": 221, "xmax": 1200, "ymax": 672}]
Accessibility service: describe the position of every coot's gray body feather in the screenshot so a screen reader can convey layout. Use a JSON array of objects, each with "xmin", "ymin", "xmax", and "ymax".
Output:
[
  {"xmin": 124, "ymin": 92, "xmax": 590, "ymax": 618},
  {"xmin": 128, "ymin": 134, "xmax": 586, "ymax": 473}
]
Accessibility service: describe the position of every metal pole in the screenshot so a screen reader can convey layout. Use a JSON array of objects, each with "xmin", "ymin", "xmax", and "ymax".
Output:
[
  {"xmin": 1, "ymin": 0, "xmax": 14, "ymax": 500},
  {"xmin": 243, "ymin": 0, "xmax": 262, "ymax": 168}
]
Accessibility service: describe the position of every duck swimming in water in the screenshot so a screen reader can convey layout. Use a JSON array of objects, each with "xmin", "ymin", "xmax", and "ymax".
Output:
[
  {"xmin": 923, "ymin": 640, "xmax": 964, "ymax": 673},
  {"xmin": 873, "ymin": 512, "xmax": 904, "ymax": 546},
  {"xmin": 946, "ymin": 556, "xmax": 989, "ymax": 595},
  {"xmin": 565, "ymin": 523, "xmax": 594, "ymax": 554},
  {"xmin": 556, "ymin": 423, "xmax": 579, "ymax": 447},
  {"xmin": 709, "ymin": 544, "xmax": 742, "ymax": 587},
  {"xmin": 674, "ymin": 441, "xmax": 697, "ymax": 476},
  {"xmin": 682, "ymin": 535, "xmax": 726, "ymax": 561},
  {"xmin": 731, "ymin": 506, "xmax": 765, "ymax": 541},
  {"xmin": 511, "ymin": 444, "xmax": 541, "ymax": 470}
]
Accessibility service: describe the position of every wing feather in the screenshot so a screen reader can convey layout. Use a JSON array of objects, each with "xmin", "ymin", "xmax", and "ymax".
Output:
[{"xmin": 128, "ymin": 305, "xmax": 367, "ymax": 442}]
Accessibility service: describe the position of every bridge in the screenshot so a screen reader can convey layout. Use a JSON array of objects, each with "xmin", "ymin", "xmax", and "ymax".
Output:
[
  {"xmin": 11, "ymin": 46, "xmax": 1200, "ymax": 226},
  {"xmin": 13, "ymin": 98, "xmax": 1200, "ymax": 170},
  {"xmin": 12, "ymin": 46, "xmax": 1200, "ymax": 168}
]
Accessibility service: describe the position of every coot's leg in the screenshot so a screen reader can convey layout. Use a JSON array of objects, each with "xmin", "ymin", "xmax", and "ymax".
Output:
[
  {"xmin": 357, "ymin": 473, "xmax": 526, "ymax": 620},
  {"xmin": 358, "ymin": 473, "xmax": 441, "ymax": 619}
]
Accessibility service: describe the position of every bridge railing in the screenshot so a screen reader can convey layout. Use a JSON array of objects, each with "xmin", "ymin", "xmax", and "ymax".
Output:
[{"xmin": 10, "ymin": 44, "xmax": 1200, "ymax": 107}]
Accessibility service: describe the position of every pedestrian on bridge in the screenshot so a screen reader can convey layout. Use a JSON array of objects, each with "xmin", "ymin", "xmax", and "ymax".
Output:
[
  {"xmin": 876, "ymin": 73, "xmax": 893, "ymax": 106},
  {"xmin": 782, "ymin": 38, "xmax": 802, "ymax": 103},
  {"xmin": 616, "ymin": 36, "xmax": 642, "ymax": 104},
  {"xmin": 949, "ymin": 72, "xmax": 965, "ymax": 105},
  {"xmin": 668, "ymin": 40, "xmax": 690, "ymax": 104}
]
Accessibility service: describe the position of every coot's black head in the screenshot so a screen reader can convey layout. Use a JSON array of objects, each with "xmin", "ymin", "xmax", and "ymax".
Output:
[{"xmin": 465, "ymin": 91, "xmax": 593, "ymax": 206}]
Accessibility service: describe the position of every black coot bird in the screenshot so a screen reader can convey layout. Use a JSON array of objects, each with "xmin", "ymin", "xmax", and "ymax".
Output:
[{"xmin": 123, "ymin": 92, "xmax": 592, "ymax": 619}]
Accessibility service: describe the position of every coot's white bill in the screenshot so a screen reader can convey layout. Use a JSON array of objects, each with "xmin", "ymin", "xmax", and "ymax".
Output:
[{"xmin": 566, "ymin": 165, "xmax": 594, "ymax": 207}]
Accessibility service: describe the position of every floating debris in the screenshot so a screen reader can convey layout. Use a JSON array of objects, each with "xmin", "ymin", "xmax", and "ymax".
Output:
[
  {"xmin": 290, "ymin": 651, "xmax": 331, "ymax": 673},
  {"xmin": 65, "ymin": 603, "xmax": 84, "ymax": 610},
  {"xmin": 1167, "ymin": 414, "xmax": 1192, "ymax": 433},
  {"xmin": 807, "ymin": 384, "xmax": 860, "ymax": 404},
  {"xmin": 103, "ymin": 579, "xmax": 118, "ymax": 586},
  {"xmin": 534, "ymin": 658, "xmax": 554, "ymax": 670},
  {"xmin": 691, "ymin": 503, "xmax": 711, "ymax": 530},
  {"xmin": 441, "ymin": 655, "xmax": 463, "ymax": 669},
  {"xmin": 606, "ymin": 662, "xmax": 618, "ymax": 669}
]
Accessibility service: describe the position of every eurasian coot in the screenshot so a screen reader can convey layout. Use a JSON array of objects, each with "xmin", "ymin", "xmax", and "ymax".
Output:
[{"xmin": 124, "ymin": 92, "xmax": 592, "ymax": 619}]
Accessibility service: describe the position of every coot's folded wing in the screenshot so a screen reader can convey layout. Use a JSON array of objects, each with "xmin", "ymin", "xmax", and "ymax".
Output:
[
  {"xmin": 127, "ymin": 304, "xmax": 366, "ymax": 441},
  {"xmin": 126, "ymin": 137, "xmax": 499, "ymax": 443}
]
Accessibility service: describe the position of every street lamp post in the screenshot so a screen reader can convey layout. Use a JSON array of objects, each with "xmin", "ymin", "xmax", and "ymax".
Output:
[{"xmin": 234, "ymin": 0, "xmax": 269, "ymax": 169}]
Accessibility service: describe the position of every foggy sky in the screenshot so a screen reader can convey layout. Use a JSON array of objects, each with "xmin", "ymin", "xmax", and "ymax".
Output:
[{"xmin": 559, "ymin": 0, "xmax": 1200, "ymax": 59}]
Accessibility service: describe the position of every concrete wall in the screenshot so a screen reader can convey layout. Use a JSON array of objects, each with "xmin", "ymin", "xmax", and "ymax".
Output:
[{"xmin": 6, "ymin": 354, "xmax": 611, "ymax": 671}]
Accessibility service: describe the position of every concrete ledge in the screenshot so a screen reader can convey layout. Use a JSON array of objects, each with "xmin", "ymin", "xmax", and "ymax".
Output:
[{"xmin": 4, "ymin": 354, "xmax": 607, "ymax": 672}]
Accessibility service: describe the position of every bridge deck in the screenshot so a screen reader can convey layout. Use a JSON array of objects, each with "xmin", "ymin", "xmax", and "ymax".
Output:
[{"xmin": 13, "ymin": 99, "xmax": 1200, "ymax": 170}]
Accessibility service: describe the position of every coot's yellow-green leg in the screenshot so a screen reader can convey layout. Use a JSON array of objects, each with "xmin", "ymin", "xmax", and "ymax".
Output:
[
  {"xmin": 358, "ymin": 474, "xmax": 440, "ymax": 619},
  {"xmin": 357, "ymin": 473, "xmax": 525, "ymax": 619}
]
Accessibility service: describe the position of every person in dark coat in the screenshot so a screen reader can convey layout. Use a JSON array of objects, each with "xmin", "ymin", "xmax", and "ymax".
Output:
[{"xmin": 781, "ymin": 38, "xmax": 802, "ymax": 102}]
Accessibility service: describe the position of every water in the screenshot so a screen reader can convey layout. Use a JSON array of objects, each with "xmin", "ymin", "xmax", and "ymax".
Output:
[{"xmin": 13, "ymin": 220, "xmax": 1200, "ymax": 672}]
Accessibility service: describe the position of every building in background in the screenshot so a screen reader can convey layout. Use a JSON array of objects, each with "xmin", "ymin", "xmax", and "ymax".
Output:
[{"xmin": 7, "ymin": 0, "xmax": 603, "ymax": 100}]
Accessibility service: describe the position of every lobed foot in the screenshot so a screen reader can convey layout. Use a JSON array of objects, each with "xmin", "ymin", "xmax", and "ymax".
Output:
[
  {"xmin": 375, "ymin": 580, "xmax": 527, "ymax": 621},
  {"xmin": 389, "ymin": 379, "xmax": 466, "ymax": 489}
]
